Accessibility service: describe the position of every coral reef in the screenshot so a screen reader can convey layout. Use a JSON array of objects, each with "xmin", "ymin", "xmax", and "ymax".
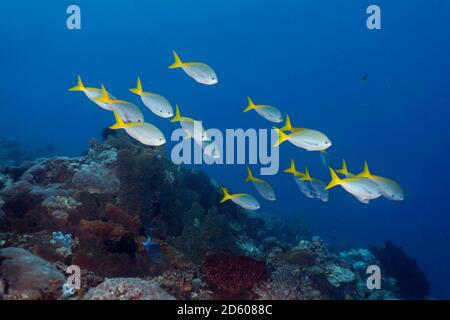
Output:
[
  {"xmin": 83, "ymin": 278, "xmax": 175, "ymax": 300},
  {"xmin": 201, "ymin": 252, "xmax": 266, "ymax": 298},
  {"xmin": 0, "ymin": 135, "xmax": 407, "ymax": 300},
  {"xmin": 371, "ymin": 241, "xmax": 430, "ymax": 299},
  {"xmin": 0, "ymin": 247, "xmax": 65, "ymax": 299}
]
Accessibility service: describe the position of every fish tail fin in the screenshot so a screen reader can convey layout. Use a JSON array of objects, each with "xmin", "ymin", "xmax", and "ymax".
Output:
[
  {"xmin": 280, "ymin": 114, "xmax": 293, "ymax": 131},
  {"xmin": 94, "ymin": 85, "xmax": 112, "ymax": 103},
  {"xmin": 110, "ymin": 112, "xmax": 126, "ymax": 130},
  {"xmin": 220, "ymin": 187, "xmax": 233, "ymax": 203},
  {"xmin": 244, "ymin": 96, "xmax": 256, "ymax": 112},
  {"xmin": 273, "ymin": 127, "xmax": 289, "ymax": 147},
  {"xmin": 283, "ymin": 159, "xmax": 299, "ymax": 175},
  {"xmin": 170, "ymin": 105, "xmax": 182, "ymax": 122},
  {"xmin": 245, "ymin": 166, "xmax": 255, "ymax": 182},
  {"xmin": 68, "ymin": 74, "xmax": 86, "ymax": 91},
  {"xmin": 129, "ymin": 77, "xmax": 143, "ymax": 95},
  {"xmin": 325, "ymin": 167, "xmax": 343, "ymax": 190},
  {"xmin": 168, "ymin": 50, "xmax": 183, "ymax": 69}
]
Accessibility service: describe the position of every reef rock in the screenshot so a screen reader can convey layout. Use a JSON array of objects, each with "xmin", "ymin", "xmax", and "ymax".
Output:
[
  {"xmin": 72, "ymin": 161, "xmax": 119, "ymax": 194},
  {"xmin": 0, "ymin": 247, "xmax": 65, "ymax": 299},
  {"xmin": 83, "ymin": 277, "xmax": 175, "ymax": 300},
  {"xmin": 201, "ymin": 252, "xmax": 265, "ymax": 298},
  {"xmin": 326, "ymin": 263, "xmax": 356, "ymax": 288}
]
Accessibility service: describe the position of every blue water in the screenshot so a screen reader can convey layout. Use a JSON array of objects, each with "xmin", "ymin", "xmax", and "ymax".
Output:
[{"xmin": 1, "ymin": 1, "xmax": 449, "ymax": 298}]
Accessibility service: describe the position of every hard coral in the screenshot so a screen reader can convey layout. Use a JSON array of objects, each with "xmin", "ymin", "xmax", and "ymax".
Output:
[
  {"xmin": 201, "ymin": 252, "xmax": 265, "ymax": 298},
  {"xmin": 79, "ymin": 219, "xmax": 128, "ymax": 240},
  {"xmin": 253, "ymin": 281, "xmax": 303, "ymax": 300},
  {"xmin": 0, "ymin": 247, "xmax": 65, "ymax": 300},
  {"xmin": 83, "ymin": 277, "xmax": 175, "ymax": 300},
  {"xmin": 104, "ymin": 203, "xmax": 141, "ymax": 233},
  {"xmin": 173, "ymin": 204, "xmax": 239, "ymax": 263},
  {"xmin": 116, "ymin": 147, "xmax": 165, "ymax": 220}
]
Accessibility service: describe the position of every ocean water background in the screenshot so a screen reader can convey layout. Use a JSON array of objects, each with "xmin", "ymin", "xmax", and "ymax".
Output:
[{"xmin": 1, "ymin": 1, "xmax": 449, "ymax": 298}]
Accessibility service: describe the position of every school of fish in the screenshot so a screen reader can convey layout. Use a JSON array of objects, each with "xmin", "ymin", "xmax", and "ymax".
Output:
[{"xmin": 69, "ymin": 50, "xmax": 404, "ymax": 211}]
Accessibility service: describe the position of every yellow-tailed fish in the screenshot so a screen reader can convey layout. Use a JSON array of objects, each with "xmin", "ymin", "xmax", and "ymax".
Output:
[
  {"xmin": 110, "ymin": 112, "xmax": 165, "ymax": 146},
  {"xmin": 129, "ymin": 78, "xmax": 174, "ymax": 118},
  {"xmin": 170, "ymin": 105, "xmax": 209, "ymax": 142},
  {"xmin": 95, "ymin": 85, "xmax": 144, "ymax": 123},
  {"xmin": 203, "ymin": 140, "xmax": 221, "ymax": 159},
  {"xmin": 245, "ymin": 167, "xmax": 276, "ymax": 201},
  {"xmin": 68, "ymin": 75, "xmax": 115, "ymax": 111},
  {"xmin": 244, "ymin": 97, "xmax": 283, "ymax": 123},
  {"xmin": 168, "ymin": 51, "xmax": 218, "ymax": 85},
  {"xmin": 300, "ymin": 167, "xmax": 329, "ymax": 202},
  {"xmin": 283, "ymin": 159, "xmax": 315, "ymax": 199},
  {"xmin": 182, "ymin": 130, "xmax": 221, "ymax": 160},
  {"xmin": 220, "ymin": 187, "xmax": 260, "ymax": 211},
  {"xmin": 273, "ymin": 127, "xmax": 332, "ymax": 151},
  {"xmin": 335, "ymin": 159, "xmax": 355, "ymax": 177},
  {"xmin": 356, "ymin": 161, "xmax": 404, "ymax": 201},
  {"xmin": 325, "ymin": 168, "xmax": 382, "ymax": 204}
]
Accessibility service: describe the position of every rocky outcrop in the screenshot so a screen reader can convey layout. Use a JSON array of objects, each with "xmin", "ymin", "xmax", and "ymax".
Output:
[
  {"xmin": 83, "ymin": 278, "xmax": 175, "ymax": 300},
  {"xmin": 0, "ymin": 247, "xmax": 65, "ymax": 299}
]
